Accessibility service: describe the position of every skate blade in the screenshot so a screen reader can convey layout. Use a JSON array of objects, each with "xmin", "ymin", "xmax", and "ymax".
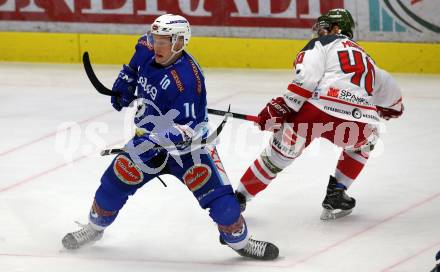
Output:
[{"xmin": 320, "ymin": 208, "xmax": 352, "ymax": 220}]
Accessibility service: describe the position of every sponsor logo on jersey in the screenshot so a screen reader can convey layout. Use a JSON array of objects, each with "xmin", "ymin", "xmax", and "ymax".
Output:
[
  {"xmin": 283, "ymin": 93, "xmax": 302, "ymax": 106},
  {"xmin": 327, "ymin": 87, "xmax": 340, "ymax": 97},
  {"xmin": 272, "ymin": 136, "xmax": 299, "ymax": 157},
  {"xmin": 327, "ymin": 89, "xmax": 373, "ymax": 106},
  {"xmin": 352, "ymin": 108, "xmax": 362, "ymax": 119},
  {"xmin": 170, "ymin": 69, "xmax": 184, "ymax": 92},
  {"xmin": 138, "ymin": 76, "xmax": 158, "ymax": 100},
  {"xmin": 113, "ymin": 155, "xmax": 144, "ymax": 185},
  {"xmin": 188, "ymin": 59, "xmax": 202, "ymax": 95},
  {"xmin": 208, "ymin": 147, "xmax": 227, "ymax": 175},
  {"xmin": 197, "ymin": 188, "xmax": 215, "ymax": 202},
  {"xmin": 362, "ymin": 113, "xmax": 380, "ymax": 122},
  {"xmin": 324, "ymin": 105, "xmax": 351, "ymax": 116},
  {"xmin": 339, "ymin": 90, "xmax": 371, "ymax": 105},
  {"xmin": 325, "ymin": 105, "xmax": 380, "ymax": 122},
  {"xmin": 183, "ymin": 164, "xmax": 212, "ymax": 192}
]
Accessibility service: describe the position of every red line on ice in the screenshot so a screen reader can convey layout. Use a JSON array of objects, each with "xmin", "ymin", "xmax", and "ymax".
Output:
[
  {"xmin": 0, "ymin": 251, "xmax": 286, "ymax": 268},
  {"xmin": 381, "ymin": 240, "xmax": 440, "ymax": 271},
  {"xmin": 0, "ymin": 109, "xmax": 113, "ymax": 157},
  {"xmin": 0, "ymin": 139, "xmax": 123, "ymax": 193},
  {"xmin": 0, "ymin": 93, "xmax": 242, "ymax": 193},
  {"xmin": 285, "ymin": 191, "xmax": 440, "ymax": 268}
]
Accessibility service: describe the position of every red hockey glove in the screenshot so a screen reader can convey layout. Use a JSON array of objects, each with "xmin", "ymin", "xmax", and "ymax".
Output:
[
  {"xmin": 256, "ymin": 97, "xmax": 292, "ymax": 131},
  {"xmin": 377, "ymin": 105, "xmax": 404, "ymax": 120}
]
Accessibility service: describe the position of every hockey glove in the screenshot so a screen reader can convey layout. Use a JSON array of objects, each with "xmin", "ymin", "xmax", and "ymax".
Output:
[
  {"xmin": 111, "ymin": 64, "xmax": 138, "ymax": 111},
  {"xmin": 256, "ymin": 97, "xmax": 292, "ymax": 132},
  {"xmin": 377, "ymin": 105, "xmax": 404, "ymax": 120}
]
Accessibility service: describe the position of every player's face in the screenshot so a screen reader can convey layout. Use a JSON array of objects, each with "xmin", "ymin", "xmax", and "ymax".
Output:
[{"xmin": 153, "ymin": 35, "xmax": 173, "ymax": 64}]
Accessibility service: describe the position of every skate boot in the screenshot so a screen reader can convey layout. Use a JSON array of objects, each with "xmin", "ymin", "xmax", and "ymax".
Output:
[
  {"xmin": 235, "ymin": 191, "xmax": 247, "ymax": 212},
  {"xmin": 62, "ymin": 223, "xmax": 104, "ymax": 250},
  {"xmin": 220, "ymin": 237, "xmax": 279, "ymax": 260},
  {"xmin": 320, "ymin": 176, "xmax": 356, "ymax": 220}
]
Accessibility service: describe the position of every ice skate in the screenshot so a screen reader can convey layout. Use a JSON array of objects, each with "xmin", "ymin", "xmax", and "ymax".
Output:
[
  {"xmin": 220, "ymin": 236, "xmax": 279, "ymax": 260},
  {"xmin": 62, "ymin": 223, "xmax": 104, "ymax": 250},
  {"xmin": 320, "ymin": 176, "xmax": 356, "ymax": 220},
  {"xmin": 235, "ymin": 191, "xmax": 248, "ymax": 212}
]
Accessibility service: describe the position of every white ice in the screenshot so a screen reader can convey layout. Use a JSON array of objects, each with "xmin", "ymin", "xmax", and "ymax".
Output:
[{"xmin": 0, "ymin": 62, "xmax": 439, "ymax": 272}]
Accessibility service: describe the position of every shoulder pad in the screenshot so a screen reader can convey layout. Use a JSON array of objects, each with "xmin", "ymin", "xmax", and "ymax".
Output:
[
  {"xmin": 137, "ymin": 35, "xmax": 153, "ymax": 51},
  {"xmin": 301, "ymin": 34, "xmax": 346, "ymax": 51}
]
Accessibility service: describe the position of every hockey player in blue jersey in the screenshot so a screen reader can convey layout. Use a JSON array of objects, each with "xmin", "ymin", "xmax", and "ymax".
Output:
[
  {"xmin": 61, "ymin": 14, "xmax": 278, "ymax": 260},
  {"xmin": 432, "ymin": 250, "xmax": 440, "ymax": 272}
]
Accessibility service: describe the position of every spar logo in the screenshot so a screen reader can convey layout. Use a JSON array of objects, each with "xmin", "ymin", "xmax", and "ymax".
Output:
[
  {"xmin": 183, "ymin": 164, "xmax": 211, "ymax": 192},
  {"xmin": 369, "ymin": 0, "xmax": 440, "ymax": 33},
  {"xmin": 113, "ymin": 155, "xmax": 144, "ymax": 185}
]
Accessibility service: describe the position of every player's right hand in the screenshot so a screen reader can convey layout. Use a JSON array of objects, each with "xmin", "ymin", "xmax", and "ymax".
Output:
[
  {"xmin": 111, "ymin": 64, "xmax": 138, "ymax": 111},
  {"xmin": 256, "ymin": 97, "xmax": 292, "ymax": 132}
]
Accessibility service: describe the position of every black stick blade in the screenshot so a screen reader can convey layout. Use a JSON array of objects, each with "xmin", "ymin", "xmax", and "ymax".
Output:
[{"xmin": 82, "ymin": 51, "xmax": 116, "ymax": 97}]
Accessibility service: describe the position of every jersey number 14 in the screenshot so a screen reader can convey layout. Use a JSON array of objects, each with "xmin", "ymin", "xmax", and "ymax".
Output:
[{"xmin": 338, "ymin": 50, "xmax": 375, "ymax": 95}]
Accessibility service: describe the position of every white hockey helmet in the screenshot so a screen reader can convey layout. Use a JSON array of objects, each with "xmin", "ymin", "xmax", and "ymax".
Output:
[{"xmin": 150, "ymin": 14, "xmax": 191, "ymax": 51}]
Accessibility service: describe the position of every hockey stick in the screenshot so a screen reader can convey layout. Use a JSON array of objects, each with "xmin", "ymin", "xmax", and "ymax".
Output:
[
  {"xmin": 207, "ymin": 108, "xmax": 258, "ymax": 122},
  {"xmin": 100, "ymin": 106, "xmax": 232, "ymax": 156},
  {"xmin": 82, "ymin": 52, "xmax": 258, "ymax": 122}
]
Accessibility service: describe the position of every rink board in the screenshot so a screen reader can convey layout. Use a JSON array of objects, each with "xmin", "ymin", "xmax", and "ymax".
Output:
[{"xmin": 0, "ymin": 31, "xmax": 439, "ymax": 74}]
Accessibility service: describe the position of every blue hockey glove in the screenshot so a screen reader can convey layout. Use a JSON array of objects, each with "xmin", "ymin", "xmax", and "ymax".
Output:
[{"xmin": 111, "ymin": 64, "xmax": 137, "ymax": 111}]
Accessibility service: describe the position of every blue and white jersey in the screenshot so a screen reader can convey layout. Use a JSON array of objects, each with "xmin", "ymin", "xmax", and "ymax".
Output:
[{"xmin": 128, "ymin": 35, "xmax": 209, "ymax": 144}]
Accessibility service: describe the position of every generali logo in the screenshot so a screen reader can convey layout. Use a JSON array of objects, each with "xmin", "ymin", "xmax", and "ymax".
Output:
[{"xmin": 0, "ymin": 0, "xmax": 344, "ymax": 28}]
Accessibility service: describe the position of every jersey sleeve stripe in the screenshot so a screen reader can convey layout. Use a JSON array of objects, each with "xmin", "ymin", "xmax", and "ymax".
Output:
[{"xmin": 287, "ymin": 84, "xmax": 313, "ymax": 99}]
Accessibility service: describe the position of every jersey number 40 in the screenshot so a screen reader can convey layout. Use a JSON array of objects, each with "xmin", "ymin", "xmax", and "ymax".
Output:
[{"xmin": 338, "ymin": 50, "xmax": 375, "ymax": 95}]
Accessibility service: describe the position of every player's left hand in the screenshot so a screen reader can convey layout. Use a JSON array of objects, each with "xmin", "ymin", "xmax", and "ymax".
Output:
[
  {"xmin": 377, "ymin": 105, "xmax": 404, "ymax": 120},
  {"xmin": 111, "ymin": 64, "xmax": 138, "ymax": 111}
]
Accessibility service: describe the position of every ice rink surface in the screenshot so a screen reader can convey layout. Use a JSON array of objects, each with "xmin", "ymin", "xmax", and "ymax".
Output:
[{"xmin": 0, "ymin": 62, "xmax": 439, "ymax": 272}]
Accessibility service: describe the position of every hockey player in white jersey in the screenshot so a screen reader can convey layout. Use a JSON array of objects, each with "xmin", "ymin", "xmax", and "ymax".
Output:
[{"xmin": 235, "ymin": 9, "xmax": 404, "ymax": 220}]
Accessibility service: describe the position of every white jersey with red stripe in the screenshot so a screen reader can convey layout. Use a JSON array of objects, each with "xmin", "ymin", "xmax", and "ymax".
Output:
[{"xmin": 283, "ymin": 34, "xmax": 402, "ymax": 124}]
